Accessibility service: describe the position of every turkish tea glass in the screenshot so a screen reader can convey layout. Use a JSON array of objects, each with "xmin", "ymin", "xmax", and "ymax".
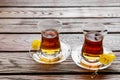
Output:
[
  {"xmin": 37, "ymin": 20, "xmax": 62, "ymax": 63},
  {"xmin": 82, "ymin": 23, "xmax": 107, "ymax": 63}
]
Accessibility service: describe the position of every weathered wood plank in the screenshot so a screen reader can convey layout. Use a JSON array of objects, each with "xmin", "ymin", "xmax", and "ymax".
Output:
[
  {"xmin": 0, "ymin": 0, "xmax": 120, "ymax": 7},
  {"xmin": 0, "ymin": 34, "xmax": 120, "ymax": 51},
  {"xmin": 0, "ymin": 52, "xmax": 119, "ymax": 73},
  {"xmin": 0, "ymin": 75, "xmax": 119, "ymax": 80},
  {"xmin": 0, "ymin": 19, "xmax": 120, "ymax": 25},
  {"xmin": 0, "ymin": 24, "xmax": 119, "ymax": 33},
  {"xmin": 0, "ymin": 19, "xmax": 120, "ymax": 33},
  {"xmin": 0, "ymin": 7, "xmax": 120, "ymax": 18}
]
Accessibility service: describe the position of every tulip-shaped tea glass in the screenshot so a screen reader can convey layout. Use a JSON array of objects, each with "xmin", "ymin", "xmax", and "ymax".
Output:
[
  {"xmin": 71, "ymin": 23, "xmax": 113, "ymax": 70},
  {"xmin": 81, "ymin": 23, "xmax": 107, "ymax": 63},
  {"xmin": 29, "ymin": 20, "xmax": 71, "ymax": 64}
]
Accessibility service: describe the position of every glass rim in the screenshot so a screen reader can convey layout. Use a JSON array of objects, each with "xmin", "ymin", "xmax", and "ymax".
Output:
[
  {"xmin": 37, "ymin": 19, "xmax": 62, "ymax": 32},
  {"xmin": 82, "ymin": 23, "xmax": 108, "ymax": 33}
]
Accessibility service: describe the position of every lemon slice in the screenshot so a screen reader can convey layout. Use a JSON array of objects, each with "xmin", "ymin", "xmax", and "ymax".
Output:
[
  {"xmin": 100, "ymin": 52, "xmax": 116, "ymax": 65},
  {"xmin": 31, "ymin": 39, "xmax": 41, "ymax": 50}
]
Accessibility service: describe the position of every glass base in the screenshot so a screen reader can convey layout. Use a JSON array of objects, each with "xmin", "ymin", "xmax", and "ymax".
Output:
[
  {"xmin": 29, "ymin": 41, "xmax": 71, "ymax": 64},
  {"xmin": 71, "ymin": 45, "xmax": 112, "ymax": 70}
]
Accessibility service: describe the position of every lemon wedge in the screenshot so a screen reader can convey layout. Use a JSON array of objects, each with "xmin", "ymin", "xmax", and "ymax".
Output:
[
  {"xmin": 31, "ymin": 39, "xmax": 41, "ymax": 50},
  {"xmin": 99, "ymin": 52, "xmax": 116, "ymax": 65}
]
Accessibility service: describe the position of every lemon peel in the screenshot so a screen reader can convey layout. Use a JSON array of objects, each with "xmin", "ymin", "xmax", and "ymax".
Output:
[
  {"xmin": 31, "ymin": 39, "xmax": 41, "ymax": 50},
  {"xmin": 99, "ymin": 52, "xmax": 116, "ymax": 65}
]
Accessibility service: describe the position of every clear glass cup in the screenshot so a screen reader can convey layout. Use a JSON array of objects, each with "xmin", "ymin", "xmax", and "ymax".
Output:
[
  {"xmin": 81, "ymin": 23, "xmax": 107, "ymax": 63},
  {"xmin": 37, "ymin": 20, "xmax": 62, "ymax": 63}
]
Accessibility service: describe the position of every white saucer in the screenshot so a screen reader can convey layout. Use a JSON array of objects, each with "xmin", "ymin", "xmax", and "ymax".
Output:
[
  {"xmin": 29, "ymin": 41, "xmax": 71, "ymax": 64},
  {"xmin": 71, "ymin": 45, "xmax": 112, "ymax": 70}
]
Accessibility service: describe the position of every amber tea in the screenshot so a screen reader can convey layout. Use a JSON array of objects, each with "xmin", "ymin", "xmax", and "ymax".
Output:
[
  {"xmin": 82, "ymin": 32, "xmax": 103, "ymax": 62},
  {"xmin": 40, "ymin": 29, "xmax": 61, "ymax": 55}
]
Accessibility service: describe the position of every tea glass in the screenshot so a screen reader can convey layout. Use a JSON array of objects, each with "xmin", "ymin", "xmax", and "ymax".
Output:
[
  {"xmin": 29, "ymin": 20, "xmax": 71, "ymax": 64},
  {"xmin": 82, "ymin": 23, "xmax": 107, "ymax": 63}
]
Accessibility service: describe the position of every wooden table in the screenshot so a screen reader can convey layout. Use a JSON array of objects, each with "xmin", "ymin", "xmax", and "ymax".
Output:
[{"xmin": 0, "ymin": 0, "xmax": 120, "ymax": 80}]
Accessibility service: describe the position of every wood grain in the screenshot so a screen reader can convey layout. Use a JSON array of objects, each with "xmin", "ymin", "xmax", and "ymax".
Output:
[
  {"xmin": 0, "ymin": 75, "xmax": 119, "ymax": 80},
  {"xmin": 0, "ymin": 0, "xmax": 120, "ymax": 7},
  {"xmin": 0, "ymin": 19, "xmax": 120, "ymax": 33},
  {"xmin": 0, "ymin": 34, "xmax": 120, "ymax": 51},
  {"xmin": 0, "ymin": 7, "xmax": 120, "ymax": 18},
  {"xmin": 0, "ymin": 19, "xmax": 120, "ymax": 24},
  {"xmin": 0, "ymin": 52, "xmax": 119, "ymax": 73}
]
